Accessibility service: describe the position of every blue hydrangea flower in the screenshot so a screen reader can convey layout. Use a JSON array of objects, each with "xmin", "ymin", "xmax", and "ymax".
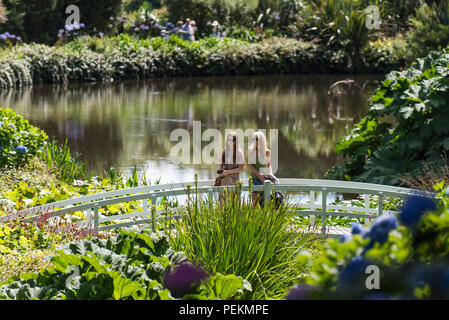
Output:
[
  {"xmin": 163, "ymin": 262, "xmax": 208, "ymax": 297},
  {"xmin": 339, "ymin": 233, "xmax": 352, "ymax": 243},
  {"xmin": 399, "ymin": 195, "xmax": 437, "ymax": 228},
  {"xmin": 351, "ymin": 222, "xmax": 364, "ymax": 235},
  {"xmin": 286, "ymin": 284, "xmax": 317, "ymax": 300},
  {"xmin": 428, "ymin": 266, "xmax": 449, "ymax": 297},
  {"xmin": 166, "ymin": 22, "xmax": 174, "ymax": 28},
  {"xmin": 206, "ymin": 21, "xmax": 211, "ymax": 26},
  {"xmin": 16, "ymin": 36, "xmax": 22, "ymax": 41},
  {"xmin": 16, "ymin": 145, "xmax": 27, "ymax": 154},
  {"xmin": 134, "ymin": 27, "xmax": 139, "ymax": 32},
  {"xmin": 79, "ymin": 23, "xmax": 85, "ymax": 28},
  {"xmin": 337, "ymin": 257, "xmax": 372, "ymax": 290},
  {"xmin": 365, "ymin": 214, "xmax": 398, "ymax": 245},
  {"xmin": 0, "ymin": 34, "xmax": 7, "ymax": 40}
]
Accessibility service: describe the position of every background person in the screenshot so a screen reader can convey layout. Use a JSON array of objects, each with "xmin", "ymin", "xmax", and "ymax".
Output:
[
  {"xmin": 181, "ymin": 18, "xmax": 193, "ymax": 41},
  {"xmin": 211, "ymin": 20, "xmax": 221, "ymax": 37},
  {"xmin": 190, "ymin": 20, "xmax": 197, "ymax": 41}
]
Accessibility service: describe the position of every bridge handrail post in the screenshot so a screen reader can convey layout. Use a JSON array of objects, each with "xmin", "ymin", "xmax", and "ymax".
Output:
[
  {"xmin": 208, "ymin": 188, "xmax": 214, "ymax": 210},
  {"xmin": 263, "ymin": 180, "xmax": 271, "ymax": 208},
  {"xmin": 365, "ymin": 194, "xmax": 370, "ymax": 225},
  {"xmin": 378, "ymin": 192, "xmax": 384, "ymax": 216},
  {"xmin": 321, "ymin": 188, "xmax": 327, "ymax": 236},
  {"xmin": 151, "ymin": 205, "xmax": 156, "ymax": 232},
  {"xmin": 93, "ymin": 203, "xmax": 99, "ymax": 236}
]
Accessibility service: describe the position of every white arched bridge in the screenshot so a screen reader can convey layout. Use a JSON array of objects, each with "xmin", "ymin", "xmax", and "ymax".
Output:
[{"xmin": 0, "ymin": 179, "xmax": 424, "ymax": 237}]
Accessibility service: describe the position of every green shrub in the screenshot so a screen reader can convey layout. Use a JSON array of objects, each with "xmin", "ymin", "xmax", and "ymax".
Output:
[
  {"xmin": 0, "ymin": 0, "xmax": 6, "ymax": 23},
  {"xmin": 327, "ymin": 46, "xmax": 449, "ymax": 186},
  {"xmin": 0, "ymin": 229, "xmax": 251, "ymax": 300},
  {"xmin": 0, "ymin": 107, "xmax": 48, "ymax": 168},
  {"xmin": 407, "ymin": 0, "xmax": 449, "ymax": 61},
  {"xmin": 0, "ymin": 0, "xmax": 123, "ymax": 44},
  {"xmin": 169, "ymin": 181, "xmax": 321, "ymax": 300},
  {"xmin": 289, "ymin": 187, "xmax": 449, "ymax": 300},
  {"xmin": 0, "ymin": 35, "xmax": 407, "ymax": 89}
]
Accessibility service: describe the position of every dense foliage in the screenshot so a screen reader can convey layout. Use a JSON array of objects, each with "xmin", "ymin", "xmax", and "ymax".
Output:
[
  {"xmin": 288, "ymin": 186, "xmax": 449, "ymax": 300},
  {"xmin": 407, "ymin": 0, "xmax": 449, "ymax": 61},
  {"xmin": 0, "ymin": 229, "xmax": 251, "ymax": 299},
  {"xmin": 170, "ymin": 181, "xmax": 321, "ymax": 300},
  {"xmin": 0, "ymin": 108, "xmax": 48, "ymax": 168},
  {"xmin": 0, "ymin": 35, "xmax": 406, "ymax": 89},
  {"xmin": 328, "ymin": 46, "xmax": 449, "ymax": 186},
  {"xmin": 0, "ymin": 0, "xmax": 123, "ymax": 44},
  {"xmin": 0, "ymin": 1, "xmax": 5, "ymax": 24}
]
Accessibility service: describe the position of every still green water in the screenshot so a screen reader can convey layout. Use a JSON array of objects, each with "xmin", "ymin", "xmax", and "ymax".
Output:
[{"xmin": 1, "ymin": 74, "xmax": 383, "ymax": 184}]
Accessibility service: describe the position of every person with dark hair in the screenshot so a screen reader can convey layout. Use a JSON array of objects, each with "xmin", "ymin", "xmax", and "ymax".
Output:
[
  {"xmin": 181, "ymin": 18, "xmax": 194, "ymax": 41},
  {"xmin": 215, "ymin": 132, "xmax": 245, "ymax": 203}
]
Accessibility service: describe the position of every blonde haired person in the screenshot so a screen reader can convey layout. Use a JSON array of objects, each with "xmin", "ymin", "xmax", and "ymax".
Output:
[{"xmin": 247, "ymin": 131, "xmax": 273, "ymax": 208}]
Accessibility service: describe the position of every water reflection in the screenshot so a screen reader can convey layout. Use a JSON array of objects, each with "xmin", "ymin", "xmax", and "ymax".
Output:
[{"xmin": 0, "ymin": 74, "xmax": 383, "ymax": 183}]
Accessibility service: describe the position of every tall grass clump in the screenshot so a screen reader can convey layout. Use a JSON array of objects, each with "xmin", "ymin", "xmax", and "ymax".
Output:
[
  {"xmin": 40, "ymin": 138, "xmax": 88, "ymax": 184},
  {"xmin": 169, "ymin": 181, "xmax": 321, "ymax": 300}
]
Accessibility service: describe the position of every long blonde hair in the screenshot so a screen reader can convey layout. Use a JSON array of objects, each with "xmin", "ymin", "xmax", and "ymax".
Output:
[{"xmin": 248, "ymin": 131, "xmax": 270, "ymax": 167}]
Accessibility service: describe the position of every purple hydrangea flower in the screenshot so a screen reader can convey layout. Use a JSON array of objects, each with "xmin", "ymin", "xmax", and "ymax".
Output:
[
  {"xmin": 363, "ymin": 293, "xmax": 390, "ymax": 300},
  {"xmin": 163, "ymin": 262, "xmax": 208, "ymax": 297},
  {"xmin": 399, "ymin": 195, "xmax": 437, "ymax": 228},
  {"xmin": 286, "ymin": 284, "xmax": 317, "ymax": 300}
]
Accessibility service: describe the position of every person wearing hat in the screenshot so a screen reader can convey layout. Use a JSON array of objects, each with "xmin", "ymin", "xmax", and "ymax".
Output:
[
  {"xmin": 161, "ymin": 29, "xmax": 169, "ymax": 39},
  {"xmin": 190, "ymin": 20, "xmax": 197, "ymax": 41},
  {"xmin": 211, "ymin": 20, "xmax": 221, "ymax": 38}
]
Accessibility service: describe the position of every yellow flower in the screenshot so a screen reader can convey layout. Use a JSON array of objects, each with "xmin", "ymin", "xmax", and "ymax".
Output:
[{"xmin": 19, "ymin": 236, "xmax": 29, "ymax": 247}]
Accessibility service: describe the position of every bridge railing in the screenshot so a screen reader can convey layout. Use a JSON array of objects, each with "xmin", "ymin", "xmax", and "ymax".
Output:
[{"xmin": 0, "ymin": 179, "xmax": 424, "ymax": 235}]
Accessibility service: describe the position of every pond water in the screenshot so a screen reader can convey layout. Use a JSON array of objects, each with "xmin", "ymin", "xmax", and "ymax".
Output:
[{"xmin": 1, "ymin": 74, "xmax": 384, "ymax": 184}]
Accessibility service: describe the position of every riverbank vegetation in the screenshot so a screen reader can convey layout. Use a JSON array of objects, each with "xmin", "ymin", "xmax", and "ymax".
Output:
[
  {"xmin": 1, "ymin": 0, "xmax": 449, "ymax": 302},
  {"xmin": 0, "ymin": 35, "xmax": 406, "ymax": 89},
  {"xmin": 0, "ymin": 1, "xmax": 448, "ymax": 87},
  {"xmin": 327, "ymin": 46, "xmax": 449, "ymax": 186}
]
